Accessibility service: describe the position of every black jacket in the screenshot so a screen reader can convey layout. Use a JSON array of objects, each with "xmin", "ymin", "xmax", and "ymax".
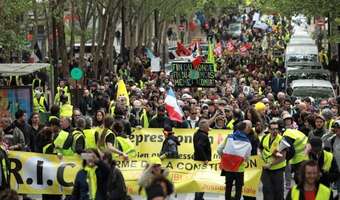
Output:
[
  {"xmin": 79, "ymin": 96, "xmax": 94, "ymax": 116},
  {"xmin": 0, "ymin": 147, "xmax": 9, "ymax": 190},
  {"xmin": 149, "ymin": 115, "xmax": 171, "ymax": 128},
  {"xmin": 71, "ymin": 160, "xmax": 111, "ymax": 200},
  {"xmin": 309, "ymin": 151, "xmax": 339, "ymax": 187},
  {"xmin": 106, "ymin": 164, "xmax": 129, "ymax": 200},
  {"xmin": 193, "ymin": 129, "xmax": 211, "ymax": 161}
]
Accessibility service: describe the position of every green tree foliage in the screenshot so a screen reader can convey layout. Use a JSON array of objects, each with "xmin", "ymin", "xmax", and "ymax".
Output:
[{"xmin": 0, "ymin": 0, "xmax": 32, "ymax": 61}]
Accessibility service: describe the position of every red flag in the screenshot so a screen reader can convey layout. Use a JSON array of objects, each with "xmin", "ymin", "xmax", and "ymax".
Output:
[
  {"xmin": 244, "ymin": 43, "xmax": 252, "ymax": 50},
  {"xmin": 176, "ymin": 42, "xmax": 191, "ymax": 56},
  {"xmin": 192, "ymin": 56, "xmax": 202, "ymax": 69}
]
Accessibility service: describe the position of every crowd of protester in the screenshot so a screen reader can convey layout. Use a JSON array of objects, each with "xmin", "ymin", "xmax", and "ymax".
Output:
[{"xmin": 0, "ymin": 8, "xmax": 340, "ymax": 200}]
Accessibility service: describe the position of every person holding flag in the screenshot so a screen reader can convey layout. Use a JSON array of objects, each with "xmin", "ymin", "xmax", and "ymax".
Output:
[{"xmin": 217, "ymin": 120, "xmax": 253, "ymax": 200}]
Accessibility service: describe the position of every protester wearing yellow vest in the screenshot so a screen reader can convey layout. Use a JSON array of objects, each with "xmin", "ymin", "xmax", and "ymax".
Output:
[
  {"xmin": 53, "ymin": 117, "xmax": 84, "ymax": 156},
  {"xmin": 307, "ymin": 137, "xmax": 339, "ymax": 187},
  {"xmin": 260, "ymin": 120, "xmax": 286, "ymax": 200},
  {"xmin": 279, "ymin": 128, "xmax": 308, "ymax": 184},
  {"xmin": 286, "ymin": 160, "xmax": 333, "ymax": 200},
  {"xmin": 60, "ymin": 95, "xmax": 73, "ymax": 118},
  {"xmin": 70, "ymin": 117, "xmax": 86, "ymax": 155},
  {"xmin": 83, "ymin": 116, "xmax": 98, "ymax": 150},
  {"xmin": 96, "ymin": 116, "xmax": 128, "ymax": 160},
  {"xmin": 112, "ymin": 121, "xmax": 136, "ymax": 158},
  {"xmin": 72, "ymin": 149, "xmax": 111, "ymax": 200},
  {"xmin": 0, "ymin": 131, "xmax": 10, "ymax": 190},
  {"xmin": 54, "ymin": 80, "xmax": 71, "ymax": 105},
  {"xmin": 33, "ymin": 88, "xmax": 47, "ymax": 113}
]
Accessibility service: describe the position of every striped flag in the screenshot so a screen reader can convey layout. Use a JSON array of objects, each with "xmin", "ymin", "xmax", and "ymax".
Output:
[
  {"xmin": 220, "ymin": 130, "xmax": 252, "ymax": 172},
  {"xmin": 165, "ymin": 88, "xmax": 184, "ymax": 122}
]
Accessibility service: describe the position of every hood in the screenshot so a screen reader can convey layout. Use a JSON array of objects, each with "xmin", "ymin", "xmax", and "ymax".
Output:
[{"xmin": 230, "ymin": 130, "xmax": 250, "ymax": 142}]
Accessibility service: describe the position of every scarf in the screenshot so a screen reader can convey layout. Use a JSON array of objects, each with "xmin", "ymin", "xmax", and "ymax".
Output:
[{"xmin": 84, "ymin": 166, "xmax": 97, "ymax": 200}]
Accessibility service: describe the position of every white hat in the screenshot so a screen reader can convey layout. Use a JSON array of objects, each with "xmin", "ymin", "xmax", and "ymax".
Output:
[{"xmin": 182, "ymin": 94, "xmax": 192, "ymax": 99}]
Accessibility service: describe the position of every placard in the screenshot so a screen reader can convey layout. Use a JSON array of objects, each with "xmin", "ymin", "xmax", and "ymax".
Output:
[{"xmin": 170, "ymin": 62, "xmax": 216, "ymax": 87}]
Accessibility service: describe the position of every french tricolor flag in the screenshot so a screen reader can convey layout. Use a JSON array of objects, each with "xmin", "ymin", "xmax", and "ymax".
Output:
[
  {"xmin": 165, "ymin": 88, "xmax": 184, "ymax": 122},
  {"xmin": 220, "ymin": 130, "xmax": 252, "ymax": 172}
]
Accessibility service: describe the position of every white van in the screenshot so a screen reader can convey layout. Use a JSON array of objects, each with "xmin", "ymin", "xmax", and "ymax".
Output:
[
  {"xmin": 285, "ymin": 44, "xmax": 319, "ymax": 65},
  {"xmin": 291, "ymin": 79, "xmax": 335, "ymax": 100},
  {"xmin": 289, "ymin": 37, "xmax": 315, "ymax": 45}
]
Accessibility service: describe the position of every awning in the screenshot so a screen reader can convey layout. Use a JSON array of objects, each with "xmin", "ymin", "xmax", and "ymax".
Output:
[{"xmin": 0, "ymin": 63, "xmax": 50, "ymax": 76}]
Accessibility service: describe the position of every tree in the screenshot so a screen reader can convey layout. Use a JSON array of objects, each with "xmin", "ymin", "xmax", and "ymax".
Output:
[{"xmin": 0, "ymin": 0, "xmax": 32, "ymax": 62}]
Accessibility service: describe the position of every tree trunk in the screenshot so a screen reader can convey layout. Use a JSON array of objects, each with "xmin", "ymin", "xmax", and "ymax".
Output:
[
  {"xmin": 43, "ymin": 1, "xmax": 50, "ymax": 60},
  {"xmin": 69, "ymin": 0, "xmax": 75, "ymax": 59},
  {"xmin": 79, "ymin": 29, "xmax": 86, "ymax": 68},
  {"xmin": 93, "ymin": 4, "xmax": 106, "ymax": 80},
  {"xmin": 56, "ymin": 0, "xmax": 68, "ymax": 77},
  {"xmin": 31, "ymin": 0, "xmax": 39, "ymax": 49},
  {"xmin": 91, "ymin": 14, "xmax": 97, "ymax": 56},
  {"xmin": 161, "ymin": 21, "xmax": 169, "ymax": 69},
  {"xmin": 120, "ymin": 0, "xmax": 126, "ymax": 54},
  {"xmin": 154, "ymin": 9, "xmax": 159, "ymax": 54}
]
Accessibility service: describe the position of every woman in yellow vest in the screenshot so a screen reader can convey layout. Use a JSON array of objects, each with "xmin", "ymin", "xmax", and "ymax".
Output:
[
  {"xmin": 96, "ymin": 116, "xmax": 128, "ymax": 160},
  {"xmin": 83, "ymin": 116, "xmax": 98, "ymax": 150},
  {"xmin": 286, "ymin": 160, "xmax": 333, "ymax": 200}
]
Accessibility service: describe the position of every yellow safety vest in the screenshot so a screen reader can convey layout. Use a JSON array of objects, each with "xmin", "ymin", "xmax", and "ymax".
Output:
[
  {"xmin": 109, "ymin": 102, "xmax": 115, "ymax": 116},
  {"xmin": 49, "ymin": 116, "xmax": 59, "ymax": 122},
  {"xmin": 54, "ymin": 86, "xmax": 71, "ymax": 105},
  {"xmin": 0, "ymin": 146, "xmax": 8, "ymax": 185},
  {"xmin": 71, "ymin": 130, "xmax": 84, "ymax": 152},
  {"xmin": 326, "ymin": 119, "xmax": 334, "ymax": 131},
  {"xmin": 33, "ymin": 96, "xmax": 47, "ymax": 113},
  {"xmin": 139, "ymin": 80, "xmax": 144, "ymax": 89},
  {"xmin": 60, "ymin": 104, "xmax": 73, "ymax": 118},
  {"xmin": 53, "ymin": 130, "xmax": 74, "ymax": 156},
  {"xmin": 32, "ymin": 78, "xmax": 42, "ymax": 90},
  {"xmin": 226, "ymin": 119, "xmax": 235, "ymax": 130},
  {"xmin": 98, "ymin": 129, "xmax": 115, "ymax": 151},
  {"xmin": 291, "ymin": 184, "xmax": 331, "ymax": 200},
  {"xmin": 42, "ymin": 143, "xmax": 55, "ymax": 154},
  {"xmin": 283, "ymin": 129, "xmax": 308, "ymax": 165},
  {"xmin": 261, "ymin": 134, "xmax": 286, "ymax": 170},
  {"xmin": 140, "ymin": 109, "xmax": 149, "ymax": 128},
  {"xmin": 84, "ymin": 128, "xmax": 97, "ymax": 149},
  {"xmin": 322, "ymin": 150, "xmax": 333, "ymax": 172},
  {"xmin": 115, "ymin": 136, "xmax": 136, "ymax": 158}
]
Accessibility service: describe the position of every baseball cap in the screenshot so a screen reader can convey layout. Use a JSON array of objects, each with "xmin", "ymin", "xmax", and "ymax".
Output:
[{"xmin": 149, "ymin": 157, "xmax": 162, "ymax": 165}]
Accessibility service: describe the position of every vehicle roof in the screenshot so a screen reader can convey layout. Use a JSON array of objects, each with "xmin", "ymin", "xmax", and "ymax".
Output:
[
  {"xmin": 286, "ymin": 44, "xmax": 318, "ymax": 54},
  {"xmin": 286, "ymin": 62, "xmax": 322, "ymax": 66},
  {"xmin": 291, "ymin": 79, "xmax": 333, "ymax": 88},
  {"xmin": 289, "ymin": 38, "xmax": 315, "ymax": 45}
]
